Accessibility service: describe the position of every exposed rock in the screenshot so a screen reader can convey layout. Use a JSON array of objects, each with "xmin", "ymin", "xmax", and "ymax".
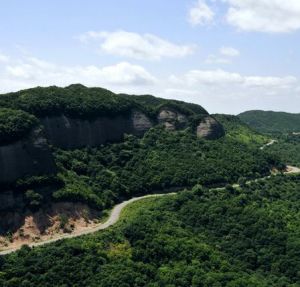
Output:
[
  {"xmin": 196, "ymin": 116, "xmax": 225, "ymax": 140},
  {"xmin": 131, "ymin": 110, "xmax": 153, "ymax": 136},
  {"xmin": 0, "ymin": 128, "xmax": 56, "ymax": 184},
  {"xmin": 157, "ymin": 108, "xmax": 188, "ymax": 130},
  {"xmin": 40, "ymin": 111, "xmax": 153, "ymax": 149}
]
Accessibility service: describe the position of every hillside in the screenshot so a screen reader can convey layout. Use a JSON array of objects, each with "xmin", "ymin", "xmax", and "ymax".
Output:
[
  {"xmin": 1, "ymin": 175, "xmax": 300, "ymax": 286},
  {"xmin": 214, "ymin": 114, "xmax": 269, "ymax": 146},
  {"xmin": 0, "ymin": 85, "xmax": 284, "ymax": 250},
  {"xmin": 239, "ymin": 110, "xmax": 300, "ymax": 134}
]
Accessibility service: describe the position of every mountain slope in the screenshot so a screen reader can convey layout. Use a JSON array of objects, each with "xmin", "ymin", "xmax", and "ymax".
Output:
[
  {"xmin": 214, "ymin": 114, "xmax": 269, "ymax": 146},
  {"xmin": 239, "ymin": 110, "xmax": 300, "ymax": 134},
  {"xmin": 0, "ymin": 85, "xmax": 284, "ymax": 253},
  {"xmin": 1, "ymin": 175, "xmax": 300, "ymax": 286}
]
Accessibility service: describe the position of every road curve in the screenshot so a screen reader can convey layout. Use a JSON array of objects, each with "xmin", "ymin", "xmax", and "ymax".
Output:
[
  {"xmin": 1, "ymin": 163, "xmax": 300, "ymax": 256},
  {"xmin": 260, "ymin": 139, "xmax": 277, "ymax": 150},
  {"xmin": 0, "ymin": 193, "xmax": 176, "ymax": 256}
]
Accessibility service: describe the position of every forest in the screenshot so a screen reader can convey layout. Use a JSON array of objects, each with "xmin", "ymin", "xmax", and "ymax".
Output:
[
  {"xmin": 1, "ymin": 174, "xmax": 300, "ymax": 286},
  {"xmin": 52, "ymin": 126, "xmax": 282, "ymax": 210},
  {"xmin": 0, "ymin": 108, "xmax": 38, "ymax": 145},
  {"xmin": 0, "ymin": 84, "xmax": 208, "ymax": 120},
  {"xmin": 239, "ymin": 110, "xmax": 300, "ymax": 134},
  {"xmin": 265, "ymin": 134, "xmax": 300, "ymax": 167}
]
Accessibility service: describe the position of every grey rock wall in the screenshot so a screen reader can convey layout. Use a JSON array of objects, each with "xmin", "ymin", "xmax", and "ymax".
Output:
[
  {"xmin": 157, "ymin": 108, "xmax": 188, "ymax": 131},
  {"xmin": 0, "ymin": 128, "xmax": 56, "ymax": 184},
  {"xmin": 40, "ymin": 110, "xmax": 153, "ymax": 149},
  {"xmin": 197, "ymin": 116, "xmax": 225, "ymax": 140}
]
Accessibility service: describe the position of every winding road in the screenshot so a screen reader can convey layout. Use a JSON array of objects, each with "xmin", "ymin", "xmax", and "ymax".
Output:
[
  {"xmin": 260, "ymin": 139, "xmax": 277, "ymax": 150},
  {"xmin": 0, "ymin": 140, "xmax": 299, "ymax": 255},
  {"xmin": 0, "ymin": 193, "xmax": 176, "ymax": 256}
]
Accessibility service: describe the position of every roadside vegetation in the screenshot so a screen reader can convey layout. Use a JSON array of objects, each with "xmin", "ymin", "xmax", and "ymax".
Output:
[{"xmin": 1, "ymin": 175, "xmax": 300, "ymax": 286}]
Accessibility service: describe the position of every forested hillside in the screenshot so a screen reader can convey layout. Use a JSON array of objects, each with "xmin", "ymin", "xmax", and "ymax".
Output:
[
  {"xmin": 0, "ymin": 84, "xmax": 208, "ymax": 120},
  {"xmin": 1, "ymin": 174, "xmax": 300, "ymax": 286},
  {"xmin": 53, "ymin": 126, "xmax": 280, "ymax": 210},
  {"xmin": 239, "ymin": 110, "xmax": 300, "ymax": 134},
  {"xmin": 263, "ymin": 134, "xmax": 300, "ymax": 167},
  {"xmin": 214, "ymin": 114, "xmax": 269, "ymax": 146}
]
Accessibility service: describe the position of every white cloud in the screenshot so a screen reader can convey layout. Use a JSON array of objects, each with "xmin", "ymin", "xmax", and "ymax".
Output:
[
  {"xmin": 188, "ymin": 0, "xmax": 215, "ymax": 26},
  {"xmin": 205, "ymin": 46, "xmax": 239, "ymax": 64},
  {"xmin": 167, "ymin": 69, "xmax": 299, "ymax": 113},
  {"xmin": 78, "ymin": 30, "xmax": 196, "ymax": 60},
  {"xmin": 224, "ymin": 0, "xmax": 300, "ymax": 33},
  {"xmin": 0, "ymin": 56, "xmax": 156, "ymax": 94},
  {"xmin": 0, "ymin": 53, "xmax": 299, "ymax": 114},
  {"xmin": 205, "ymin": 54, "xmax": 231, "ymax": 64},
  {"xmin": 171, "ymin": 68, "xmax": 297, "ymax": 88},
  {"xmin": 220, "ymin": 46, "xmax": 240, "ymax": 57},
  {"xmin": 0, "ymin": 52, "xmax": 9, "ymax": 63}
]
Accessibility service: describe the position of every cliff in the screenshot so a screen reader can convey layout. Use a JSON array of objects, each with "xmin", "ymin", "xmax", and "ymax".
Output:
[
  {"xmin": 196, "ymin": 116, "xmax": 225, "ymax": 140},
  {"xmin": 0, "ymin": 128, "xmax": 56, "ymax": 184},
  {"xmin": 40, "ymin": 110, "xmax": 153, "ymax": 149},
  {"xmin": 0, "ymin": 85, "xmax": 225, "ymax": 186}
]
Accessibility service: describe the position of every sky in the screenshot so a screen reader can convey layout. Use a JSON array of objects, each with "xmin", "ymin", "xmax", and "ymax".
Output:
[{"xmin": 0, "ymin": 0, "xmax": 300, "ymax": 114}]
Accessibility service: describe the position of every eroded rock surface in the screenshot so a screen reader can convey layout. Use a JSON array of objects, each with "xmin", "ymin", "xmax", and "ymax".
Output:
[
  {"xmin": 197, "ymin": 116, "xmax": 225, "ymax": 140},
  {"xmin": 157, "ymin": 108, "xmax": 188, "ymax": 130}
]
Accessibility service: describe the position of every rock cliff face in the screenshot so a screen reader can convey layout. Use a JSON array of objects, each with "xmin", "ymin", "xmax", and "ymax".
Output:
[
  {"xmin": 196, "ymin": 116, "xmax": 225, "ymax": 140},
  {"xmin": 0, "ymin": 108, "xmax": 223, "ymax": 186},
  {"xmin": 0, "ymin": 128, "xmax": 56, "ymax": 184},
  {"xmin": 157, "ymin": 108, "xmax": 188, "ymax": 131},
  {"xmin": 40, "ymin": 110, "xmax": 153, "ymax": 149}
]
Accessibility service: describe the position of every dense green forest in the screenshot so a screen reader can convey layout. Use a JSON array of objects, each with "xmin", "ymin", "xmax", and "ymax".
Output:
[
  {"xmin": 0, "ymin": 84, "xmax": 208, "ymax": 120},
  {"xmin": 239, "ymin": 110, "xmax": 300, "ymax": 134},
  {"xmin": 0, "ymin": 108, "xmax": 38, "ymax": 145},
  {"xmin": 265, "ymin": 134, "xmax": 300, "ymax": 167},
  {"xmin": 52, "ymin": 126, "xmax": 282, "ymax": 210},
  {"xmin": 1, "ymin": 174, "xmax": 300, "ymax": 286}
]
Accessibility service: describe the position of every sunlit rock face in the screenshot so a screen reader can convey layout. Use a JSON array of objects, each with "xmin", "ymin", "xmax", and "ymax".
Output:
[
  {"xmin": 157, "ymin": 108, "xmax": 188, "ymax": 131},
  {"xmin": 0, "ymin": 128, "xmax": 56, "ymax": 184},
  {"xmin": 196, "ymin": 116, "xmax": 225, "ymax": 140}
]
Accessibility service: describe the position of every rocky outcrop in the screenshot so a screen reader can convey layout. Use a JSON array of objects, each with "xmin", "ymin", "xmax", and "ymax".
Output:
[
  {"xmin": 157, "ymin": 108, "xmax": 188, "ymax": 131},
  {"xmin": 0, "ymin": 128, "xmax": 56, "ymax": 184},
  {"xmin": 131, "ymin": 110, "xmax": 153, "ymax": 136},
  {"xmin": 40, "ymin": 110, "xmax": 153, "ymax": 149},
  {"xmin": 196, "ymin": 116, "xmax": 225, "ymax": 140}
]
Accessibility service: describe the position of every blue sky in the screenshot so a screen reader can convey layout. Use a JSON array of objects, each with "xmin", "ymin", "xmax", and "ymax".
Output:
[{"xmin": 0, "ymin": 0, "xmax": 300, "ymax": 114}]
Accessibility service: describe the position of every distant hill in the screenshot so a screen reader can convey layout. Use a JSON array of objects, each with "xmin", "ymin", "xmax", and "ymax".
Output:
[
  {"xmin": 238, "ymin": 110, "xmax": 300, "ymax": 134},
  {"xmin": 214, "ymin": 114, "xmax": 269, "ymax": 146}
]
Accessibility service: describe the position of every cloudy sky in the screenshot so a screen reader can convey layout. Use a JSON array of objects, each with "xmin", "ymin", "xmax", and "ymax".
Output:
[{"xmin": 1, "ymin": 0, "xmax": 300, "ymax": 114}]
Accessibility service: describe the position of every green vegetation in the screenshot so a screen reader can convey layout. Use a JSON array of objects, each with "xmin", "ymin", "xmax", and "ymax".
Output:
[
  {"xmin": 0, "ymin": 85, "xmax": 296, "ymax": 286},
  {"xmin": 1, "ymin": 175, "xmax": 300, "ymax": 286},
  {"xmin": 239, "ymin": 110, "xmax": 300, "ymax": 134},
  {"xmin": 266, "ymin": 134, "xmax": 300, "ymax": 167},
  {"xmin": 0, "ymin": 85, "xmax": 132, "ymax": 119},
  {"xmin": 52, "ymin": 127, "xmax": 281, "ymax": 210},
  {"xmin": 0, "ymin": 108, "xmax": 38, "ymax": 144},
  {"xmin": 120, "ymin": 93, "xmax": 208, "ymax": 117},
  {"xmin": 0, "ymin": 85, "xmax": 208, "ymax": 120},
  {"xmin": 214, "ymin": 114, "xmax": 269, "ymax": 146}
]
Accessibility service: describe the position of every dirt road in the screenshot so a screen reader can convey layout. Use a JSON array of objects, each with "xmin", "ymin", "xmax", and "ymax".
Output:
[
  {"xmin": 0, "ymin": 193, "xmax": 175, "ymax": 256},
  {"xmin": 1, "ymin": 162, "xmax": 300, "ymax": 256}
]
